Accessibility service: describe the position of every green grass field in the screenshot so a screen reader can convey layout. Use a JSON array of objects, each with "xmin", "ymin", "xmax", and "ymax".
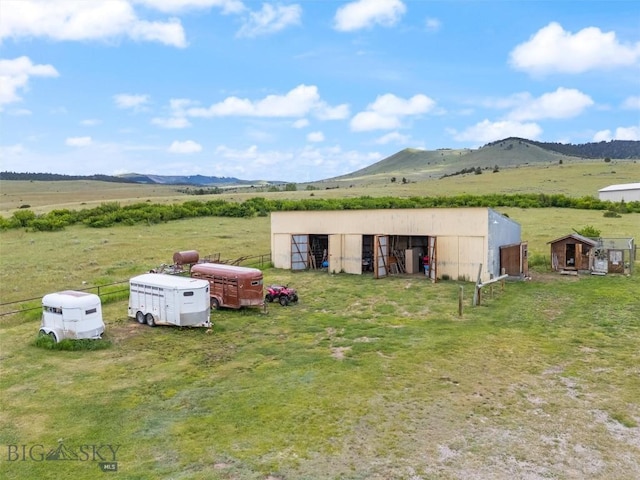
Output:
[{"xmin": 1, "ymin": 178, "xmax": 639, "ymax": 479}]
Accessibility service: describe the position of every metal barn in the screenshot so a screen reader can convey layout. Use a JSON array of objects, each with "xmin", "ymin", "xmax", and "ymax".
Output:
[
  {"xmin": 270, "ymin": 208, "xmax": 524, "ymax": 283},
  {"xmin": 598, "ymin": 183, "xmax": 640, "ymax": 202}
]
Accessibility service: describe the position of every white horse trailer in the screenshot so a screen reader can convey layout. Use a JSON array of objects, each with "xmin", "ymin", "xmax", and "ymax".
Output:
[
  {"xmin": 128, "ymin": 273, "xmax": 211, "ymax": 328},
  {"xmin": 40, "ymin": 290, "xmax": 105, "ymax": 343}
]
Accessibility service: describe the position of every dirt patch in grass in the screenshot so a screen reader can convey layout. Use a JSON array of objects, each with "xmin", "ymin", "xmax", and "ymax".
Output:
[{"xmin": 330, "ymin": 346, "xmax": 351, "ymax": 360}]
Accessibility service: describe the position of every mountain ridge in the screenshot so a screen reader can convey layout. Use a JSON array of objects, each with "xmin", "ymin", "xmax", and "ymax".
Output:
[{"xmin": 1, "ymin": 138, "xmax": 638, "ymax": 186}]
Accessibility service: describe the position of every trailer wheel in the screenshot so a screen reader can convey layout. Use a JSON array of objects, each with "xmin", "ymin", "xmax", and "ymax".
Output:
[
  {"xmin": 145, "ymin": 313, "xmax": 156, "ymax": 327},
  {"xmin": 136, "ymin": 311, "xmax": 145, "ymax": 324},
  {"xmin": 279, "ymin": 296, "xmax": 289, "ymax": 306},
  {"xmin": 49, "ymin": 332, "xmax": 58, "ymax": 343},
  {"xmin": 211, "ymin": 298, "xmax": 220, "ymax": 310}
]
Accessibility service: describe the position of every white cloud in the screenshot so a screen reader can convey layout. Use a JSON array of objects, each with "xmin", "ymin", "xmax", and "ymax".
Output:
[
  {"xmin": 374, "ymin": 131, "xmax": 410, "ymax": 145},
  {"xmin": 334, "ymin": 0, "xmax": 406, "ymax": 32},
  {"xmin": 594, "ymin": 126, "xmax": 640, "ymax": 142},
  {"xmin": 451, "ymin": 120, "xmax": 542, "ymax": 143},
  {"xmin": 185, "ymin": 84, "xmax": 345, "ymax": 119},
  {"xmin": 507, "ymin": 87, "xmax": 594, "ymax": 121},
  {"xmin": 510, "ymin": 22, "xmax": 640, "ymax": 75},
  {"xmin": 615, "ymin": 126, "xmax": 640, "ymax": 140},
  {"xmin": 81, "ymin": 119, "xmax": 101, "ymax": 126},
  {"xmin": 0, "ymin": 0, "xmax": 187, "ymax": 47},
  {"xmin": 351, "ymin": 93, "xmax": 435, "ymax": 131},
  {"xmin": 622, "ymin": 96, "xmax": 640, "ymax": 110},
  {"xmin": 152, "ymin": 117, "xmax": 191, "ymax": 129},
  {"xmin": 114, "ymin": 93, "xmax": 150, "ymax": 110},
  {"xmin": 315, "ymin": 103, "xmax": 350, "ymax": 120},
  {"xmin": 237, "ymin": 3, "xmax": 301, "ymax": 38},
  {"xmin": 9, "ymin": 108, "xmax": 32, "ymax": 116},
  {"xmin": 212, "ymin": 144, "xmax": 381, "ymax": 181},
  {"xmin": 425, "ymin": 17, "xmax": 441, "ymax": 33},
  {"xmin": 0, "ymin": 56, "xmax": 59, "ymax": 107},
  {"xmin": 351, "ymin": 111, "xmax": 401, "ymax": 131},
  {"xmin": 307, "ymin": 131, "xmax": 324, "ymax": 142},
  {"xmin": 66, "ymin": 136, "xmax": 93, "ymax": 147},
  {"xmin": 168, "ymin": 140, "xmax": 202, "ymax": 153},
  {"xmin": 292, "ymin": 118, "xmax": 309, "ymax": 128},
  {"xmin": 134, "ymin": 0, "xmax": 245, "ymax": 15},
  {"xmin": 0, "ymin": 144, "xmax": 25, "ymax": 157}
]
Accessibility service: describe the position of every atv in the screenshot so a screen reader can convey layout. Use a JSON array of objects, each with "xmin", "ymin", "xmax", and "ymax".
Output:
[{"xmin": 265, "ymin": 284, "xmax": 298, "ymax": 306}]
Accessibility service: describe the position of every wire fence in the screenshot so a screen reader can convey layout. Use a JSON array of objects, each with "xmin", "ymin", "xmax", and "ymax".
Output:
[{"xmin": 0, "ymin": 253, "xmax": 271, "ymax": 318}]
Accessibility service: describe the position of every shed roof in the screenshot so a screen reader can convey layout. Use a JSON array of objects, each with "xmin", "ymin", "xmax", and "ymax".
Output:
[
  {"xmin": 598, "ymin": 182, "xmax": 640, "ymax": 193},
  {"xmin": 547, "ymin": 233, "xmax": 598, "ymax": 246}
]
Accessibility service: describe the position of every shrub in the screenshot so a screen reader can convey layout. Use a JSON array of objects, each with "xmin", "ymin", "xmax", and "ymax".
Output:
[
  {"xmin": 603, "ymin": 210, "xmax": 621, "ymax": 218},
  {"xmin": 573, "ymin": 225, "xmax": 601, "ymax": 238},
  {"xmin": 528, "ymin": 253, "xmax": 549, "ymax": 269}
]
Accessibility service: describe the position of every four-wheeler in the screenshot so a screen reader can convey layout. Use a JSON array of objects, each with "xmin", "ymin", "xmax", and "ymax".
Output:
[{"xmin": 265, "ymin": 284, "xmax": 298, "ymax": 306}]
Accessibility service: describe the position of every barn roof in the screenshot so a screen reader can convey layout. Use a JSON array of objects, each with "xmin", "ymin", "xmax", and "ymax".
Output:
[
  {"xmin": 598, "ymin": 182, "xmax": 640, "ymax": 193},
  {"xmin": 547, "ymin": 233, "xmax": 599, "ymax": 246}
]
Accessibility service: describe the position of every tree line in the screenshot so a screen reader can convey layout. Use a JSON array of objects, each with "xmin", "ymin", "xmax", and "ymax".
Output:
[{"xmin": 1, "ymin": 194, "xmax": 637, "ymax": 231}]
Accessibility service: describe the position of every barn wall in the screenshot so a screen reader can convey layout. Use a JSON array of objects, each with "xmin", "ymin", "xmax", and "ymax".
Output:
[
  {"xmin": 433, "ymin": 236, "xmax": 459, "ymax": 281},
  {"xmin": 458, "ymin": 236, "xmax": 485, "ymax": 281},
  {"xmin": 270, "ymin": 208, "xmax": 490, "ymax": 236},
  {"xmin": 270, "ymin": 208, "xmax": 517, "ymax": 282},
  {"xmin": 488, "ymin": 209, "xmax": 522, "ymax": 278},
  {"xmin": 599, "ymin": 189, "xmax": 640, "ymax": 202}
]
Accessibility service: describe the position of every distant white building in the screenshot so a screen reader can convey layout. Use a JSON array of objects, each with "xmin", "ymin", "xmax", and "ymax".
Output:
[{"xmin": 598, "ymin": 183, "xmax": 640, "ymax": 202}]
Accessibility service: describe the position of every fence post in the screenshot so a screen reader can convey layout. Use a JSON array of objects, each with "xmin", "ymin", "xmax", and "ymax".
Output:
[
  {"xmin": 472, "ymin": 263, "xmax": 482, "ymax": 307},
  {"xmin": 458, "ymin": 285, "xmax": 463, "ymax": 317}
]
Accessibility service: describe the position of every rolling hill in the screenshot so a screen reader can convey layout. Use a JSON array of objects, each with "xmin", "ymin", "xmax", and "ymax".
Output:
[
  {"xmin": 1, "ymin": 138, "xmax": 638, "ymax": 186},
  {"xmin": 323, "ymin": 138, "xmax": 640, "ymax": 185}
]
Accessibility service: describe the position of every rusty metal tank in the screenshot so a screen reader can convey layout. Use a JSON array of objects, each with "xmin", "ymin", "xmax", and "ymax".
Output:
[{"xmin": 173, "ymin": 250, "xmax": 200, "ymax": 265}]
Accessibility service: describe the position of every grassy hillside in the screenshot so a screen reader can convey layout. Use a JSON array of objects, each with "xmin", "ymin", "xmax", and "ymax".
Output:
[
  {"xmin": 2, "ymin": 159, "xmax": 638, "ymax": 217},
  {"xmin": 323, "ymin": 138, "xmax": 599, "ymax": 186}
]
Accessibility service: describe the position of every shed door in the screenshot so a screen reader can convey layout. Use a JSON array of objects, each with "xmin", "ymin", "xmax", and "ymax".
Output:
[
  {"xmin": 608, "ymin": 250, "xmax": 624, "ymax": 273},
  {"xmin": 291, "ymin": 235, "xmax": 309, "ymax": 270},
  {"xmin": 428, "ymin": 236, "xmax": 437, "ymax": 282},
  {"xmin": 373, "ymin": 235, "xmax": 389, "ymax": 279}
]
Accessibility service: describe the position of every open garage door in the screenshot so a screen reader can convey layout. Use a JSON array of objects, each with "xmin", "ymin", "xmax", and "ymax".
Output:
[
  {"xmin": 373, "ymin": 235, "xmax": 389, "ymax": 279},
  {"xmin": 291, "ymin": 235, "xmax": 309, "ymax": 270}
]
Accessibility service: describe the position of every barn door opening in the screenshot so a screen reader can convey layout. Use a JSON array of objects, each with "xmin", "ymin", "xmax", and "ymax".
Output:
[
  {"xmin": 362, "ymin": 235, "xmax": 374, "ymax": 273},
  {"xmin": 373, "ymin": 235, "xmax": 389, "ymax": 279},
  {"xmin": 291, "ymin": 235, "xmax": 309, "ymax": 271}
]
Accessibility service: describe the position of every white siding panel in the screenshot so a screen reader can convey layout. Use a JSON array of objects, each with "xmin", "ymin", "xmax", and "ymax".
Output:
[
  {"xmin": 271, "ymin": 208, "xmax": 489, "ymax": 236},
  {"xmin": 272, "ymin": 234, "xmax": 291, "ymax": 269},
  {"xmin": 435, "ymin": 236, "xmax": 459, "ymax": 281},
  {"xmin": 328, "ymin": 235, "xmax": 343, "ymax": 273},
  {"xmin": 458, "ymin": 236, "xmax": 484, "ymax": 282},
  {"xmin": 343, "ymin": 235, "xmax": 363, "ymax": 274}
]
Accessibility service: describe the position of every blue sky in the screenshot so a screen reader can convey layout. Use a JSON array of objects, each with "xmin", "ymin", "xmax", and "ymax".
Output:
[{"xmin": 1, "ymin": 0, "xmax": 639, "ymax": 182}]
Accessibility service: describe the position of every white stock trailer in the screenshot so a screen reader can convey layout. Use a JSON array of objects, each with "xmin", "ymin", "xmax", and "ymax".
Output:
[
  {"xmin": 40, "ymin": 290, "xmax": 106, "ymax": 343},
  {"xmin": 128, "ymin": 273, "xmax": 211, "ymax": 328}
]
